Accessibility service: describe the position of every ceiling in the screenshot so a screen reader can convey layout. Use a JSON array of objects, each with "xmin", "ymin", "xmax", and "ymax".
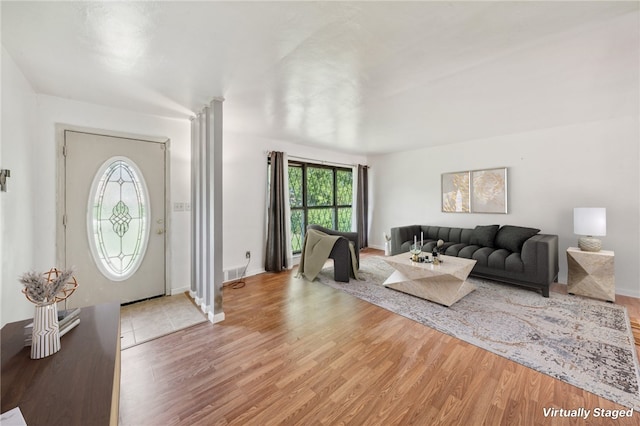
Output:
[{"xmin": 2, "ymin": 1, "xmax": 638, "ymax": 154}]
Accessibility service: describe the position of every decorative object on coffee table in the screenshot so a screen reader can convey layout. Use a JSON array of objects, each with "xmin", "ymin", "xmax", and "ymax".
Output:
[
  {"xmin": 432, "ymin": 239, "xmax": 444, "ymax": 264},
  {"xmin": 19, "ymin": 267, "xmax": 78, "ymax": 359},
  {"xmin": 574, "ymin": 207, "xmax": 606, "ymax": 252},
  {"xmin": 567, "ymin": 247, "xmax": 615, "ymax": 302},
  {"xmin": 409, "ymin": 242, "xmax": 422, "ymax": 262}
]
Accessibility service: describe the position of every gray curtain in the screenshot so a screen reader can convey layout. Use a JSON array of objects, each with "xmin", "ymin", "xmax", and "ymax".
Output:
[
  {"xmin": 265, "ymin": 151, "xmax": 288, "ymax": 272},
  {"xmin": 356, "ymin": 164, "xmax": 369, "ymax": 248}
]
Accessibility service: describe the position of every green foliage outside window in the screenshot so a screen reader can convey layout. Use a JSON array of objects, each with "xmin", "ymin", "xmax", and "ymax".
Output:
[
  {"xmin": 336, "ymin": 170, "xmax": 352, "ymax": 206},
  {"xmin": 308, "ymin": 208, "xmax": 334, "ymax": 229},
  {"xmin": 288, "ymin": 166, "xmax": 303, "ymax": 208},
  {"xmin": 290, "ymin": 209, "xmax": 304, "ymax": 253},
  {"xmin": 306, "ymin": 167, "xmax": 333, "ymax": 206},
  {"xmin": 337, "ymin": 207, "xmax": 352, "ymax": 232},
  {"xmin": 288, "ymin": 162, "xmax": 352, "ymax": 253}
]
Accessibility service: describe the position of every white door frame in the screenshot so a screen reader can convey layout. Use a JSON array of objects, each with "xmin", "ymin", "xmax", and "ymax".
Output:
[{"xmin": 55, "ymin": 124, "xmax": 172, "ymax": 297}]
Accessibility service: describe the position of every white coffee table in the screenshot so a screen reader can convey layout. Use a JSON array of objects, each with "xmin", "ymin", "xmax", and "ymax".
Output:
[{"xmin": 383, "ymin": 253, "xmax": 477, "ymax": 306}]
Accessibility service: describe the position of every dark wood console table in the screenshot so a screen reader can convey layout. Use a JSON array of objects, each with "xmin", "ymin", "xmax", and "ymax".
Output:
[{"xmin": 1, "ymin": 302, "xmax": 121, "ymax": 425}]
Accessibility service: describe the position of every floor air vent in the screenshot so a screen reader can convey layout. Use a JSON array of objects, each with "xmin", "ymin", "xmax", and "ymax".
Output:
[{"xmin": 224, "ymin": 267, "xmax": 244, "ymax": 282}]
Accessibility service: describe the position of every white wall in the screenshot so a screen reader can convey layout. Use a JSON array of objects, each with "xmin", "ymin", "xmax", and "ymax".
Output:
[
  {"xmin": 1, "ymin": 47, "xmax": 192, "ymax": 325},
  {"xmin": 1, "ymin": 47, "xmax": 38, "ymax": 325},
  {"xmin": 369, "ymin": 115, "xmax": 640, "ymax": 297},
  {"xmin": 223, "ymin": 131, "xmax": 367, "ymax": 278}
]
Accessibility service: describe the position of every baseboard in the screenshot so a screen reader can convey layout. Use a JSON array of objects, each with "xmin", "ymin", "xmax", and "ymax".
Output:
[
  {"xmin": 208, "ymin": 311, "xmax": 225, "ymax": 324},
  {"xmin": 194, "ymin": 297, "xmax": 204, "ymax": 312},
  {"xmin": 170, "ymin": 286, "xmax": 190, "ymax": 295},
  {"xmin": 615, "ymin": 288, "xmax": 640, "ymax": 299}
]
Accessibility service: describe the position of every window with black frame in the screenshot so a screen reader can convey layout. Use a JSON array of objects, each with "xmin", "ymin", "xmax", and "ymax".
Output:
[{"xmin": 288, "ymin": 161, "xmax": 353, "ymax": 254}]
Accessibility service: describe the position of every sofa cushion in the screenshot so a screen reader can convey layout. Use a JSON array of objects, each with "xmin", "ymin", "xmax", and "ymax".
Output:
[
  {"xmin": 495, "ymin": 225, "xmax": 540, "ymax": 253},
  {"xmin": 488, "ymin": 249, "xmax": 511, "ymax": 270},
  {"xmin": 427, "ymin": 226, "xmax": 439, "ymax": 239},
  {"xmin": 448, "ymin": 227, "xmax": 462, "ymax": 243},
  {"xmin": 445, "ymin": 243, "xmax": 467, "ymax": 256},
  {"xmin": 460, "ymin": 229, "xmax": 474, "ymax": 244},
  {"xmin": 469, "ymin": 225, "xmax": 499, "ymax": 248},
  {"xmin": 420, "ymin": 239, "xmax": 436, "ymax": 251},
  {"xmin": 437, "ymin": 227, "xmax": 451, "ymax": 241},
  {"xmin": 505, "ymin": 253, "xmax": 525, "ymax": 273},
  {"xmin": 425, "ymin": 240, "xmax": 454, "ymax": 253},
  {"xmin": 441, "ymin": 241, "xmax": 457, "ymax": 251},
  {"xmin": 472, "ymin": 247, "xmax": 496, "ymax": 267},
  {"xmin": 458, "ymin": 245, "xmax": 481, "ymax": 259}
]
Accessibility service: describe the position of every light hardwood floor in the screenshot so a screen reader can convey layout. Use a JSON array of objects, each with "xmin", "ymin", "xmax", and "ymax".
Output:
[{"xmin": 119, "ymin": 249, "xmax": 640, "ymax": 425}]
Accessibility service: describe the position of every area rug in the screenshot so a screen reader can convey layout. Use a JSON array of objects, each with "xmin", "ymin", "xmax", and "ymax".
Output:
[{"xmin": 313, "ymin": 256, "xmax": 640, "ymax": 411}]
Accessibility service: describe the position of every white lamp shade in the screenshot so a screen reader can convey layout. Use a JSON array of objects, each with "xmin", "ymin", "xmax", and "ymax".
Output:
[{"xmin": 574, "ymin": 207, "xmax": 606, "ymax": 236}]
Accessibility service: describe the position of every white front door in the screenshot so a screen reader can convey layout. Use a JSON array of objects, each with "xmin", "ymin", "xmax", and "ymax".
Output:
[{"xmin": 63, "ymin": 130, "xmax": 166, "ymax": 307}]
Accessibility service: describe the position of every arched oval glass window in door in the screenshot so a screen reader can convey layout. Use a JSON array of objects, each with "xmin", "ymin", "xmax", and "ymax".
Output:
[{"xmin": 87, "ymin": 156, "xmax": 150, "ymax": 281}]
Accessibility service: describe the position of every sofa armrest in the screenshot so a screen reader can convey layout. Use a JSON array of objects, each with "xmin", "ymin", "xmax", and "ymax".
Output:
[
  {"xmin": 390, "ymin": 225, "xmax": 421, "ymax": 255},
  {"xmin": 521, "ymin": 234, "xmax": 559, "ymax": 286}
]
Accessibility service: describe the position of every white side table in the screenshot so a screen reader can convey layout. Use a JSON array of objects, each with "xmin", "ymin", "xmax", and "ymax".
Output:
[{"xmin": 566, "ymin": 247, "xmax": 615, "ymax": 302}]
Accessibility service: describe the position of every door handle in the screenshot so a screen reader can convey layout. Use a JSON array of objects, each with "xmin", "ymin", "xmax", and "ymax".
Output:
[{"xmin": 156, "ymin": 228, "xmax": 165, "ymax": 235}]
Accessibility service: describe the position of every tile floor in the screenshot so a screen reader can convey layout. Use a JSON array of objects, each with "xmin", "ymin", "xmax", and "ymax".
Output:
[{"xmin": 120, "ymin": 292, "xmax": 207, "ymax": 349}]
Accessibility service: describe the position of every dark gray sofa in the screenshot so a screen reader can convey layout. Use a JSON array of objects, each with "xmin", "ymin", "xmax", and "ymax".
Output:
[{"xmin": 390, "ymin": 224, "xmax": 558, "ymax": 297}]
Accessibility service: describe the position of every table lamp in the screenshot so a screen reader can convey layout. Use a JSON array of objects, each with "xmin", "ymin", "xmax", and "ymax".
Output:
[{"xmin": 574, "ymin": 207, "xmax": 606, "ymax": 252}]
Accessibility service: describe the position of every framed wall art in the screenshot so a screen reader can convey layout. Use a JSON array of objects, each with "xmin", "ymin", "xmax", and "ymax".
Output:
[
  {"xmin": 441, "ymin": 171, "xmax": 470, "ymax": 213},
  {"xmin": 441, "ymin": 167, "xmax": 507, "ymax": 214},
  {"xmin": 471, "ymin": 168, "xmax": 507, "ymax": 214}
]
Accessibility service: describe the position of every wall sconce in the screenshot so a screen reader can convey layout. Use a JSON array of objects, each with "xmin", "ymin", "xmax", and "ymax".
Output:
[{"xmin": 0, "ymin": 169, "xmax": 10, "ymax": 192}]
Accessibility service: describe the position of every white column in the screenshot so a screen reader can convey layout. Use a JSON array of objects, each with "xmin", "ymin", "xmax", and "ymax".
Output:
[
  {"xmin": 192, "ymin": 108, "xmax": 208, "ymax": 311},
  {"xmin": 203, "ymin": 106, "xmax": 212, "ymax": 313},
  {"xmin": 198, "ymin": 111, "xmax": 207, "ymax": 307},
  {"xmin": 189, "ymin": 116, "xmax": 199, "ymax": 299},
  {"xmin": 191, "ymin": 99, "xmax": 224, "ymax": 323},
  {"xmin": 208, "ymin": 98, "xmax": 224, "ymax": 323},
  {"xmin": 190, "ymin": 99, "xmax": 224, "ymax": 324}
]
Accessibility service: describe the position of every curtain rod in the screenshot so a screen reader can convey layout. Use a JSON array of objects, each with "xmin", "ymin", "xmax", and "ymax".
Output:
[{"xmin": 267, "ymin": 151, "xmax": 369, "ymax": 169}]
